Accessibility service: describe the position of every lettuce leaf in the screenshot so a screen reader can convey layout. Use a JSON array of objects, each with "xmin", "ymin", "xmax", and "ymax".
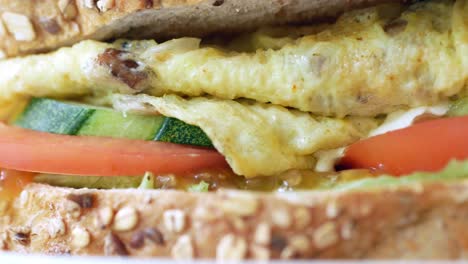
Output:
[
  {"xmin": 330, "ymin": 160, "xmax": 468, "ymax": 191},
  {"xmin": 187, "ymin": 181, "xmax": 210, "ymax": 192}
]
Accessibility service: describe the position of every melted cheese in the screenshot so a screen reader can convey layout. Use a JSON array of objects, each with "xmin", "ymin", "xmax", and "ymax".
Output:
[
  {"xmin": 112, "ymin": 94, "xmax": 376, "ymax": 177},
  {"xmin": 314, "ymin": 148, "xmax": 345, "ymax": 172},
  {"xmin": 146, "ymin": 0, "xmax": 466, "ymax": 117},
  {"xmin": 369, "ymin": 104, "xmax": 449, "ymax": 136},
  {"xmin": 0, "ymin": 0, "xmax": 465, "ymax": 117}
]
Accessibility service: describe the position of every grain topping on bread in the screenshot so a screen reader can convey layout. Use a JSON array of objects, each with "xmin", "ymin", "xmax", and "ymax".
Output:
[{"xmin": 0, "ymin": 0, "xmax": 395, "ymax": 59}]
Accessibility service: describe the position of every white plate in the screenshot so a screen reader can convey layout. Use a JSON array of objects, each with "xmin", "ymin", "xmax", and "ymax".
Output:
[
  {"xmin": 2, "ymin": 253, "xmax": 185, "ymax": 264},
  {"xmin": 0, "ymin": 252, "xmax": 463, "ymax": 264}
]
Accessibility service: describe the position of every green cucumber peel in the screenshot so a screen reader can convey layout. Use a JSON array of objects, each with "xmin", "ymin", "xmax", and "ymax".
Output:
[
  {"xmin": 154, "ymin": 117, "xmax": 213, "ymax": 147},
  {"xmin": 14, "ymin": 98, "xmax": 95, "ymax": 134},
  {"xmin": 14, "ymin": 97, "xmax": 213, "ymax": 147}
]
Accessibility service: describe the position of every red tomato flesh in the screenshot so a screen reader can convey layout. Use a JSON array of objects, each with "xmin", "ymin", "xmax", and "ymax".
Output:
[
  {"xmin": 0, "ymin": 123, "xmax": 229, "ymax": 176},
  {"xmin": 339, "ymin": 116, "xmax": 468, "ymax": 176}
]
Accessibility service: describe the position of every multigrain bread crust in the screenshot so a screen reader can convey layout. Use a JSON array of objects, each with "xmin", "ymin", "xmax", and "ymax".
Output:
[
  {"xmin": 0, "ymin": 0, "xmax": 467, "ymax": 261},
  {"xmin": 0, "ymin": 0, "xmax": 398, "ymax": 59},
  {"xmin": 1, "ymin": 182, "xmax": 468, "ymax": 260}
]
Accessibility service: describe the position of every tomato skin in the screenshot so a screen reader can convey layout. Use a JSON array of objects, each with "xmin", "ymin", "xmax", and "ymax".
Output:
[
  {"xmin": 339, "ymin": 116, "xmax": 468, "ymax": 176},
  {"xmin": 0, "ymin": 123, "xmax": 229, "ymax": 176}
]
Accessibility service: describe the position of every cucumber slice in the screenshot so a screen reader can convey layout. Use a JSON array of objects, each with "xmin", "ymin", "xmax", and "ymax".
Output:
[
  {"xmin": 155, "ymin": 117, "xmax": 213, "ymax": 147},
  {"xmin": 14, "ymin": 98, "xmax": 95, "ymax": 135},
  {"xmin": 77, "ymin": 109, "xmax": 164, "ymax": 140},
  {"xmin": 14, "ymin": 97, "xmax": 213, "ymax": 147}
]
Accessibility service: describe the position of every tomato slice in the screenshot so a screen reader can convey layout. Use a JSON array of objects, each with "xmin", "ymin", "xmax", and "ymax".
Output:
[
  {"xmin": 0, "ymin": 123, "xmax": 229, "ymax": 176},
  {"xmin": 339, "ymin": 116, "xmax": 468, "ymax": 176}
]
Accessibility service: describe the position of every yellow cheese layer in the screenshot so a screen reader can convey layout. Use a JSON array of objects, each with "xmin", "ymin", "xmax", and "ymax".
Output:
[
  {"xmin": 0, "ymin": 0, "xmax": 466, "ymax": 118},
  {"xmin": 112, "ymin": 94, "xmax": 377, "ymax": 177}
]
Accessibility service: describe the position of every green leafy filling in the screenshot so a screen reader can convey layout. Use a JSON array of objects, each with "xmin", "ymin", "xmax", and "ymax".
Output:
[
  {"xmin": 329, "ymin": 160, "xmax": 468, "ymax": 191},
  {"xmin": 187, "ymin": 181, "xmax": 210, "ymax": 192}
]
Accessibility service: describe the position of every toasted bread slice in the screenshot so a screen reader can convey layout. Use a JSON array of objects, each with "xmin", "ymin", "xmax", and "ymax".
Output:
[
  {"xmin": 0, "ymin": 0, "xmax": 397, "ymax": 59},
  {"xmin": 1, "ymin": 181, "xmax": 467, "ymax": 259}
]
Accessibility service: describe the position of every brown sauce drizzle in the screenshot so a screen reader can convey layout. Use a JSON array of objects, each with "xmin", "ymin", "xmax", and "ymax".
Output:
[
  {"xmin": 97, "ymin": 48, "xmax": 148, "ymax": 90},
  {"xmin": 0, "ymin": 169, "xmax": 35, "ymax": 201}
]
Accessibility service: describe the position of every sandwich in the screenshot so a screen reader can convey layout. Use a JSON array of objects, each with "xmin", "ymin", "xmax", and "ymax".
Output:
[{"xmin": 0, "ymin": 0, "xmax": 467, "ymax": 259}]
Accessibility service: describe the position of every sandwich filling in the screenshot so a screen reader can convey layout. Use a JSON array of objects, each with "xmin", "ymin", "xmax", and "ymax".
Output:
[{"xmin": 0, "ymin": 0, "xmax": 467, "ymax": 196}]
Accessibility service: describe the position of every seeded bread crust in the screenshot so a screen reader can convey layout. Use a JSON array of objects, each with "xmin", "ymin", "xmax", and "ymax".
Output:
[
  {"xmin": 0, "ymin": 0, "xmax": 399, "ymax": 59},
  {"xmin": 1, "ymin": 182, "xmax": 468, "ymax": 260}
]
